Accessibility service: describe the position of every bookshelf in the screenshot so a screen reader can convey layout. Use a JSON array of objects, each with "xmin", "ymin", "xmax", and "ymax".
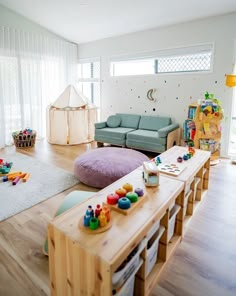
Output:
[{"xmin": 183, "ymin": 99, "xmax": 223, "ymax": 164}]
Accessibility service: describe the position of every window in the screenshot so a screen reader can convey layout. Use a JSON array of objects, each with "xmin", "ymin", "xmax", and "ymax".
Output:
[
  {"xmin": 78, "ymin": 60, "xmax": 100, "ymax": 107},
  {"xmin": 110, "ymin": 44, "xmax": 213, "ymax": 76}
]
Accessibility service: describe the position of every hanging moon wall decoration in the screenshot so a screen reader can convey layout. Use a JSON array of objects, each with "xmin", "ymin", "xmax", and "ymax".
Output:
[{"xmin": 147, "ymin": 88, "xmax": 157, "ymax": 102}]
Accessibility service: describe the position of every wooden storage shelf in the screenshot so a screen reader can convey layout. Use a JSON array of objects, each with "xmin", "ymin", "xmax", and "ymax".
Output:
[
  {"xmin": 184, "ymin": 101, "xmax": 223, "ymax": 163},
  {"xmin": 48, "ymin": 146, "xmax": 211, "ymax": 296}
]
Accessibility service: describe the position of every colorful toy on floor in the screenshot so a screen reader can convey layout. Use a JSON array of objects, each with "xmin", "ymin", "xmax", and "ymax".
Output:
[
  {"xmin": 143, "ymin": 161, "xmax": 159, "ymax": 187},
  {"xmin": 0, "ymin": 160, "xmax": 13, "ymax": 175},
  {"xmin": 1, "ymin": 169, "xmax": 30, "ymax": 185}
]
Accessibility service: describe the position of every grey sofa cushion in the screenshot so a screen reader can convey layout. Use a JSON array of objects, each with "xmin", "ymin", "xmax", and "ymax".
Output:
[
  {"xmin": 95, "ymin": 127, "xmax": 135, "ymax": 140},
  {"xmin": 127, "ymin": 129, "xmax": 167, "ymax": 145},
  {"xmin": 107, "ymin": 115, "xmax": 121, "ymax": 128},
  {"xmin": 139, "ymin": 115, "xmax": 171, "ymax": 131},
  {"xmin": 116, "ymin": 113, "xmax": 141, "ymax": 129}
]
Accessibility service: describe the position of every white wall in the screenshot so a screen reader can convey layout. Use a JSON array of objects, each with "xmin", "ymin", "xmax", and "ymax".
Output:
[
  {"xmin": 0, "ymin": 4, "xmax": 66, "ymax": 40},
  {"xmin": 78, "ymin": 13, "xmax": 236, "ymax": 157}
]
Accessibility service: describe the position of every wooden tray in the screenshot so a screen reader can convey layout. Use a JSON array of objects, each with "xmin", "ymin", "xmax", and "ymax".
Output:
[
  {"xmin": 103, "ymin": 194, "xmax": 147, "ymax": 215},
  {"xmin": 78, "ymin": 217, "xmax": 112, "ymax": 234},
  {"xmin": 158, "ymin": 163, "xmax": 186, "ymax": 176}
]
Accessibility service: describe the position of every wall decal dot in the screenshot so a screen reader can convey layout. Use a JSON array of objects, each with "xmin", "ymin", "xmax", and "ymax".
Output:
[
  {"xmin": 138, "ymin": 96, "xmax": 140, "ymax": 98},
  {"xmin": 176, "ymin": 97, "xmax": 179, "ymax": 100},
  {"xmin": 178, "ymin": 84, "xmax": 180, "ymax": 87},
  {"xmin": 110, "ymin": 105, "xmax": 112, "ymax": 108},
  {"xmin": 153, "ymin": 108, "xmax": 156, "ymax": 111},
  {"xmin": 215, "ymin": 81, "xmax": 218, "ymax": 84},
  {"xmin": 164, "ymin": 80, "xmax": 167, "ymax": 83},
  {"xmin": 130, "ymin": 89, "xmax": 133, "ymax": 91},
  {"xmin": 130, "ymin": 107, "xmax": 132, "ymax": 109},
  {"xmin": 145, "ymin": 110, "xmax": 147, "ymax": 113}
]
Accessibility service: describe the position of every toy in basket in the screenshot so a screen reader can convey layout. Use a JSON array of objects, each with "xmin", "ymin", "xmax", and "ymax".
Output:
[{"xmin": 12, "ymin": 128, "xmax": 36, "ymax": 148}]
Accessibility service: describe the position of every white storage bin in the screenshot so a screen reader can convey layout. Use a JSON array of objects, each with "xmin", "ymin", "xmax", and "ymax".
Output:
[
  {"xmin": 146, "ymin": 220, "xmax": 160, "ymax": 241},
  {"xmin": 112, "ymin": 239, "xmax": 146, "ymax": 290},
  {"xmin": 146, "ymin": 212, "xmax": 165, "ymax": 241},
  {"xmin": 145, "ymin": 226, "xmax": 165, "ymax": 277},
  {"xmin": 183, "ymin": 195, "xmax": 189, "ymax": 217},
  {"xmin": 167, "ymin": 205, "xmax": 181, "ymax": 242},
  {"xmin": 113, "ymin": 258, "xmax": 143, "ymax": 296}
]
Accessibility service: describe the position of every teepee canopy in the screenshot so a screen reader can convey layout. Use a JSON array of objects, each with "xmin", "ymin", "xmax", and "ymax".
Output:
[
  {"xmin": 47, "ymin": 85, "xmax": 97, "ymax": 145},
  {"xmin": 52, "ymin": 85, "xmax": 88, "ymax": 108}
]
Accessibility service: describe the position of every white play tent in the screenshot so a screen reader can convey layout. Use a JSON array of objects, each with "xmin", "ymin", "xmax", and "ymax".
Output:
[{"xmin": 46, "ymin": 85, "xmax": 97, "ymax": 145}]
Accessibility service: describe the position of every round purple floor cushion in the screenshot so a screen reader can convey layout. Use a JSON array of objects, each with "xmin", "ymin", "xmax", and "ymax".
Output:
[{"xmin": 74, "ymin": 147, "xmax": 149, "ymax": 188}]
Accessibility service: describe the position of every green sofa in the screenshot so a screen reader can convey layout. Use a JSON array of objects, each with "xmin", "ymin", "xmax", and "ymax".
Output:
[{"xmin": 95, "ymin": 113, "xmax": 180, "ymax": 153}]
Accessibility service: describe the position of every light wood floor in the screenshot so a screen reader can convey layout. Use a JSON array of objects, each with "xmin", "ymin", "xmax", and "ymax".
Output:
[{"xmin": 0, "ymin": 141, "xmax": 236, "ymax": 296}]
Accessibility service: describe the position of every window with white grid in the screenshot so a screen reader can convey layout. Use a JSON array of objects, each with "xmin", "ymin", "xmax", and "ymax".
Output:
[
  {"xmin": 78, "ymin": 60, "xmax": 100, "ymax": 107},
  {"xmin": 110, "ymin": 44, "xmax": 213, "ymax": 76}
]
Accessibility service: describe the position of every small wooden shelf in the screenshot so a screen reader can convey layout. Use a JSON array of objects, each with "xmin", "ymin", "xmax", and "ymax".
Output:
[{"xmin": 184, "ymin": 101, "xmax": 223, "ymax": 163}]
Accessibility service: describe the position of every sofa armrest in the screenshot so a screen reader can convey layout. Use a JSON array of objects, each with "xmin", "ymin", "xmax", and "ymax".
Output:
[
  {"xmin": 95, "ymin": 121, "xmax": 107, "ymax": 129},
  {"xmin": 158, "ymin": 123, "xmax": 179, "ymax": 138},
  {"xmin": 167, "ymin": 127, "xmax": 181, "ymax": 150}
]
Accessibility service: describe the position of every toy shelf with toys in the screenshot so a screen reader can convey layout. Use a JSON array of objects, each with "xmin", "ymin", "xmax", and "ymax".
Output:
[
  {"xmin": 47, "ymin": 145, "xmax": 211, "ymax": 296},
  {"xmin": 183, "ymin": 92, "xmax": 223, "ymax": 164},
  {"xmin": 48, "ymin": 165, "xmax": 186, "ymax": 296}
]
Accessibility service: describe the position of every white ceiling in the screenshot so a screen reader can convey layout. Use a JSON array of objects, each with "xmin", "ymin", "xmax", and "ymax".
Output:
[{"xmin": 0, "ymin": 0, "xmax": 236, "ymax": 44}]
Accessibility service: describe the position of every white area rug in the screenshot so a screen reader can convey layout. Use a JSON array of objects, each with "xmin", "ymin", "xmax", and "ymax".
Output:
[{"xmin": 0, "ymin": 153, "xmax": 79, "ymax": 221}]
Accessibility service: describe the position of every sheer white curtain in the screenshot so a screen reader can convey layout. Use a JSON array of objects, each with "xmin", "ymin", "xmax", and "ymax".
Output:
[{"xmin": 0, "ymin": 26, "xmax": 78, "ymax": 148}]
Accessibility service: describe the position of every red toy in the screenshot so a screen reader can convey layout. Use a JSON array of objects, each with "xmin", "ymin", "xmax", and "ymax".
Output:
[{"xmin": 107, "ymin": 193, "xmax": 119, "ymax": 205}]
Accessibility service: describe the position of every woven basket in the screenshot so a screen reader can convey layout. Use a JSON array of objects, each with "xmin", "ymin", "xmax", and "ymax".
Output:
[{"xmin": 12, "ymin": 130, "xmax": 37, "ymax": 148}]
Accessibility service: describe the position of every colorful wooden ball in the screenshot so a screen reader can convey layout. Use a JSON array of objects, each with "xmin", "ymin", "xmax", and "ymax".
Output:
[
  {"xmin": 115, "ymin": 187, "xmax": 127, "ymax": 198},
  {"xmin": 107, "ymin": 193, "xmax": 119, "ymax": 205},
  {"xmin": 118, "ymin": 197, "xmax": 131, "ymax": 209},
  {"xmin": 183, "ymin": 154, "xmax": 189, "ymax": 161},
  {"xmin": 126, "ymin": 192, "xmax": 138, "ymax": 203},
  {"xmin": 122, "ymin": 183, "xmax": 133, "ymax": 192},
  {"xmin": 134, "ymin": 187, "xmax": 144, "ymax": 196},
  {"xmin": 177, "ymin": 156, "xmax": 183, "ymax": 163}
]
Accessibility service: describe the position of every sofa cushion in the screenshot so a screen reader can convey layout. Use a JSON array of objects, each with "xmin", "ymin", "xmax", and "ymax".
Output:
[
  {"xmin": 139, "ymin": 115, "xmax": 171, "ymax": 131},
  {"xmin": 127, "ymin": 129, "xmax": 167, "ymax": 145},
  {"xmin": 116, "ymin": 113, "xmax": 141, "ymax": 129},
  {"xmin": 107, "ymin": 115, "xmax": 121, "ymax": 128},
  {"xmin": 95, "ymin": 127, "xmax": 135, "ymax": 140}
]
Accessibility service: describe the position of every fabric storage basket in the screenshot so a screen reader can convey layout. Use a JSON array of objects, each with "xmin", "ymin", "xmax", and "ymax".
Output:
[
  {"xmin": 145, "ymin": 226, "xmax": 165, "ymax": 277},
  {"xmin": 167, "ymin": 205, "xmax": 181, "ymax": 242},
  {"xmin": 12, "ymin": 129, "xmax": 36, "ymax": 148},
  {"xmin": 113, "ymin": 258, "xmax": 143, "ymax": 296},
  {"xmin": 112, "ymin": 239, "xmax": 146, "ymax": 290}
]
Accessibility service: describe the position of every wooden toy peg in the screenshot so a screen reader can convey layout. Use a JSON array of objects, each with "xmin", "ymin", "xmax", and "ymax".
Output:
[{"xmin": 22, "ymin": 173, "xmax": 30, "ymax": 182}]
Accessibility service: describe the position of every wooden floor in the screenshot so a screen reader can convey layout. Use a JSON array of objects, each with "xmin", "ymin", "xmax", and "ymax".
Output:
[{"xmin": 0, "ymin": 141, "xmax": 236, "ymax": 296}]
